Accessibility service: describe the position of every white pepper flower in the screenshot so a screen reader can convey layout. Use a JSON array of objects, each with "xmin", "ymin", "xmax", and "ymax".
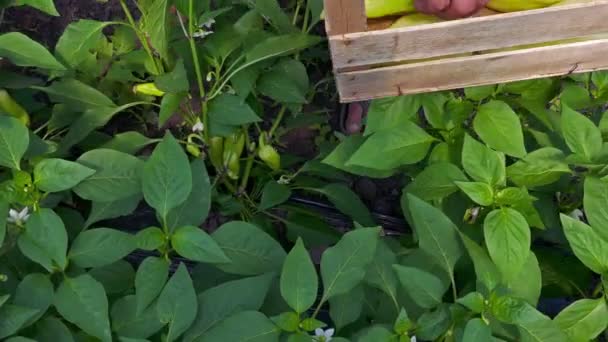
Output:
[
  {"xmin": 313, "ymin": 328, "xmax": 334, "ymax": 342},
  {"xmin": 192, "ymin": 119, "xmax": 204, "ymax": 133},
  {"xmin": 8, "ymin": 207, "xmax": 29, "ymax": 225}
]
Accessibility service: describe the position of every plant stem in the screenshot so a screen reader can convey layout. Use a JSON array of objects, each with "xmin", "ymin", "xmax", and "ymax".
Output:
[
  {"xmin": 269, "ymin": 106, "xmax": 287, "ymax": 138},
  {"xmin": 240, "ymin": 145, "xmax": 256, "ymax": 192},
  {"xmin": 187, "ymin": 0, "xmax": 209, "ymax": 143},
  {"xmin": 450, "ymin": 273, "xmax": 458, "ymax": 301},
  {"xmin": 119, "ymin": 0, "xmax": 161, "ymax": 74},
  {"xmin": 292, "ymin": 0, "xmax": 302, "ymax": 25}
]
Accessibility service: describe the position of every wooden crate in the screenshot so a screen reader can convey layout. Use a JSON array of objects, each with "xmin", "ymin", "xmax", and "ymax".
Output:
[{"xmin": 323, "ymin": 0, "xmax": 608, "ymax": 102}]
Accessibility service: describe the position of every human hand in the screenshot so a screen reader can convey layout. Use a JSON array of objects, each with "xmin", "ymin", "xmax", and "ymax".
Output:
[{"xmin": 415, "ymin": 0, "xmax": 489, "ymax": 19}]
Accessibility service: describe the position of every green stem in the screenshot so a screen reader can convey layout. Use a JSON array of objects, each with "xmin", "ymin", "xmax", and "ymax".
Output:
[
  {"xmin": 268, "ymin": 106, "xmax": 287, "ymax": 139},
  {"xmin": 292, "ymin": 0, "xmax": 302, "ymax": 25},
  {"xmin": 301, "ymin": 0, "xmax": 311, "ymax": 32},
  {"xmin": 119, "ymin": 0, "xmax": 161, "ymax": 74},
  {"xmin": 187, "ymin": 0, "xmax": 209, "ymax": 143},
  {"xmin": 450, "ymin": 273, "xmax": 458, "ymax": 301}
]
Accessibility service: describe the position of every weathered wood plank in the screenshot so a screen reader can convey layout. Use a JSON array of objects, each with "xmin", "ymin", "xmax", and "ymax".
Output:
[
  {"xmin": 323, "ymin": 0, "xmax": 366, "ymax": 35},
  {"xmin": 335, "ymin": 38, "xmax": 608, "ymax": 102}
]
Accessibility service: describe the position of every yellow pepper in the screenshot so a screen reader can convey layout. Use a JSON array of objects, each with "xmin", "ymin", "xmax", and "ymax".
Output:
[
  {"xmin": 132, "ymin": 83, "xmax": 165, "ymax": 97},
  {"xmin": 0, "ymin": 90, "xmax": 30, "ymax": 127}
]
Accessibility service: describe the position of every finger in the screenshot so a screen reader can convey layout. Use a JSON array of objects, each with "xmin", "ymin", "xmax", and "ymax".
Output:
[
  {"xmin": 438, "ymin": 0, "xmax": 485, "ymax": 19},
  {"xmin": 415, "ymin": 0, "xmax": 451, "ymax": 14}
]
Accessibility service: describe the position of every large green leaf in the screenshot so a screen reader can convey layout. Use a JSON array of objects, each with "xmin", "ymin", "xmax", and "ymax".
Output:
[
  {"xmin": 34, "ymin": 79, "xmax": 114, "ymax": 111},
  {"xmin": 507, "ymin": 148, "xmax": 570, "ymax": 188},
  {"xmin": 455, "ymin": 181, "xmax": 494, "ymax": 206},
  {"xmin": 212, "ymin": 221, "xmax": 286, "ymax": 275},
  {"xmin": 172, "ymin": 226, "xmax": 230, "ymax": 264},
  {"xmin": 159, "ymin": 93, "xmax": 185, "ymax": 128},
  {"xmin": 259, "ymin": 180, "xmax": 291, "ymax": 210},
  {"xmin": 0, "ymin": 305, "xmax": 39, "ymax": 339},
  {"xmin": 142, "ymin": 0, "xmax": 169, "ymax": 60},
  {"xmin": 208, "ymin": 94, "xmax": 261, "ymax": 126},
  {"xmin": 322, "ymin": 135, "xmax": 394, "ymax": 178},
  {"xmin": 364, "ymin": 239, "xmax": 399, "ymax": 308},
  {"xmin": 69, "ymin": 228, "xmax": 137, "ymax": 268},
  {"xmin": 0, "ymin": 116, "xmax": 29, "ymax": 170},
  {"xmin": 135, "ymin": 257, "xmax": 169, "ymax": 316},
  {"xmin": 280, "ymin": 238, "xmax": 317, "ymax": 314},
  {"xmin": 0, "ymin": 32, "xmax": 65, "ymax": 70},
  {"xmin": 183, "ymin": 273, "xmax": 274, "ymax": 341},
  {"xmin": 554, "ymin": 298, "xmax": 608, "ymax": 342},
  {"xmin": 195, "ymin": 311, "xmax": 279, "ymax": 342},
  {"xmin": 18, "ymin": 208, "xmax": 68, "ymax": 272},
  {"xmin": 484, "ymin": 208, "xmax": 530, "ymax": 279},
  {"xmin": 100, "ymin": 131, "xmax": 157, "ymax": 155},
  {"xmin": 364, "ymin": 95, "xmax": 421, "ymax": 136},
  {"xmin": 156, "ymin": 263, "xmax": 197, "ymax": 342},
  {"xmin": 142, "ymin": 133, "xmax": 192, "ymax": 223},
  {"xmin": 156, "ymin": 59, "xmax": 189, "ymax": 93},
  {"xmin": 462, "ymin": 318, "xmax": 492, "ymax": 342},
  {"xmin": 55, "ymin": 20, "xmax": 113, "ymax": 68},
  {"xmin": 315, "ymin": 183, "xmax": 374, "ymax": 226},
  {"xmin": 89, "ymin": 260, "xmax": 135, "ymax": 295},
  {"xmin": 329, "ymin": 286, "xmax": 364, "ymax": 330},
  {"xmin": 405, "ymin": 162, "xmax": 468, "ymax": 201},
  {"xmin": 257, "ymin": 59, "xmax": 308, "ymax": 104},
  {"xmin": 34, "ymin": 158, "xmax": 95, "ymax": 192},
  {"xmin": 583, "ymin": 177, "xmax": 608, "ymax": 242},
  {"xmin": 14, "ymin": 273, "xmax": 54, "ymax": 325},
  {"xmin": 320, "ymin": 227, "xmax": 380, "ymax": 301},
  {"xmin": 393, "ymin": 265, "xmax": 448, "ymax": 309},
  {"xmin": 407, "ymin": 194, "xmax": 463, "ymax": 279},
  {"xmin": 54, "ymin": 274, "xmax": 111, "ymax": 342},
  {"xmin": 473, "ymin": 100, "xmax": 526, "ymax": 158},
  {"xmin": 460, "ymin": 234, "xmax": 501, "ymax": 293},
  {"xmin": 253, "ymin": 0, "xmax": 297, "ymax": 33},
  {"xmin": 462, "ymin": 134, "xmax": 506, "ymax": 186},
  {"xmin": 166, "ymin": 159, "xmax": 211, "ymax": 231},
  {"xmin": 245, "ymin": 33, "xmax": 322, "ymax": 64},
  {"xmin": 561, "ymin": 104, "xmax": 602, "ymax": 162},
  {"xmin": 35, "ymin": 317, "xmax": 74, "ymax": 342},
  {"xmin": 504, "ymin": 251, "xmax": 542, "ymax": 306},
  {"xmin": 416, "ymin": 305, "xmax": 451, "ymax": 341},
  {"xmin": 560, "ymin": 214, "xmax": 608, "ymax": 274},
  {"xmin": 0, "ymin": 200, "xmax": 7, "ymax": 246},
  {"xmin": 14, "ymin": 0, "xmax": 59, "ymax": 15},
  {"xmin": 85, "ymin": 194, "xmax": 142, "ymax": 228},
  {"xmin": 111, "ymin": 295, "xmax": 165, "ymax": 339},
  {"xmin": 74, "ymin": 149, "xmax": 144, "ymax": 202}
]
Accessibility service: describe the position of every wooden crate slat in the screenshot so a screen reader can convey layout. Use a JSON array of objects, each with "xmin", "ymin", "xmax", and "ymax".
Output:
[
  {"xmin": 329, "ymin": 1, "xmax": 608, "ymax": 70},
  {"xmin": 335, "ymin": 39, "xmax": 608, "ymax": 102},
  {"xmin": 322, "ymin": 0, "xmax": 366, "ymax": 35}
]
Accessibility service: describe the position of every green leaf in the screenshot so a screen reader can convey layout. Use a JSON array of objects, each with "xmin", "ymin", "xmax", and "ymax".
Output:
[
  {"xmin": 504, "ymin": 251, "xmax": 542, "ymax": 306},
  {"xmin": 394, "ymin": 264, "xmax": 448, "ymax": 309},
  {"xmin": 364, "ymin": 95, "xmax": 421, "ymax": 136},
  {"xmin": 322, "ymin": 135, "xmax": 394, "ymax": 179},
  {"xmin": 135, "ymin": 256, "xmax": 169, "ymax": 316},
  {"xmin": 405, "ymin": 162, "xmax": 468, "ymax": 201},
  {"xmin": 348, "ymin": 123, "xmax": 435, "ymax": 169},
  {"xmin": 507, "ymin": 148, "xmax": 570, "ymax": 188},
  {"xmin": 455, "ymin": 181, "xmax": 494, "ymax": 206},
  {"xmin": 253, "ymin": 0, "xmax": 297, "ymax": 33},
  {"xmin": 245, "ymin": 33, "xmax": 322, "ymax": 63},
  {"xmin": 166, "ymin": 159, "xmax": 211, "ymax": 230},
  {"xmin": 364, "ymin": 240, "xmax": 399, "ymax": 307},
  {"xmin": 74, "ymin": 149, "xmax": 143, "ymax": 202},
  {"xmin": 460, "ymin": 234, "xmax": 501, "ymax": 292},
  {"xmin": 135, "ymin": 227, "xmax": 165, "ymax": 251},
  {"xmin": 34, "ymin": 79, "xmax": 114, "ymax": 111},
  {"xmin": 212, "ymin": 221, "xmax": 286, "ymax": 275},
  {"xmin": 0, "ymin": 201, "xmax": 7, "ymax": 246},
  {"xmin": 55, "ymin": 20, "xmax": 113, "ymax": 68},
  {"xmin": 14, "ymin": 0, "xmax": 59, "ymax": 15},
  {"xmin": 156, "ymin": 263, "xmax": 197, "ymax": 342},
  {"xmin": 583, "ymin": 177, "xmax": 608, "ymax": 242},
  {"xmin": 208, "ymin": 94, "xmax": 261, "ymax": 126},
  {"xmin": 143, "ymin": 133, "xmax": 192, "ymax": 222},
  {"xmin": 272, "ymin": 312, "xmax": 299, "ymax": 332},
  {"xmin": 462, "ymin": 318, "xmax": 492, "ymax": 342},
  {"xmin": 35, "ymin": 317, "xmax": 74, "ymax": 342},
  {"xmin": 474, "ymin": 100, "xmax": 526, "ymax": 157},
  {"xmin": 0, "ymin": 32, "xmax": 65, "ymax": 70},
  {"xmin": 195, "ymin": 311, "xmax": 279, "ymax": 342},
  {"xmin": 259, "ymin": 181, "xmax": 291, "ymax": 210},
  {"xmin": 407, "ymin": 194, "xmax": 463, "ymax": 278},
  {"xmin": 560, "ymin": 214, "xmax": 608, "ymax": 274},
  {"xmin": 561, "ymin": 105, "xmax": 602, "ymax": 161},
  {"xmin": 257, "ymin": 59, "xmax": 308, "ymax": 104},
  {"xmin": 156, "ymin": 59, "xmax": 189, "ymax": 93},
  {"xmin": 183, "ymin": 273, "xmax": 274, "ymax": 341},
  {"xmin": 18, "ymin": 208, "xmax": 68, "ymax": 272},
  {"xmin": 34, "ymin": 158, "xmax": 95, "ymax": 192},
  {"xmin": 462, "ymin": 134, "xmax": 506, "ymax": 186},
  {"xmin": 394, "ymin": 308, "xmax": 412, "ymax": 334},
  {"xmin": 100, "ymin": 131, "xmax": 156, "ymax": 155},
  {"xmin": 14, "ymin": 273, "xmax": 54, "ymax": 325},
  {"xmin": 172, "ymin": 226, "xmax": 230, "ymax": 264},
  {"xmin": 358, "ymin": 326, "xmax": 393, "ymax": 341},
  {"xmin": 320, "ymin": 227, "xmax": 380, "ymax": 301},
  {"xmin": 554, "ymin": 298, "xmax": 608, "ymax": 342},
  {"xmin": 329, "ymin": 285, "xmax": 364, "ymax": 330},
  {"xmin": 159, "ymin": 93, "xmax": 185, "ymax": 128},
  {"xmin": 111, "ymin": 295, "xmax": 165, "ymax": 339},
  {"xmin": 69, "ymin": 228, "xmax": 136, "ymax": 268},
  {"xmin": 417, "ymin": 305, "xmax": 451, "ymax": 341},
  {"xmin": 0, "ymin": 305, "xmax": 39, "ymax": 339},
  {"xmin": 561, "ymin": 84, "xmax": 591, "ymax": 110},
  {"xmin": 85, "ymin": 194, "xmax": 141, "ymax": 228},
  {"xmin": 457, "ymin": 292, "xmax": 485, "ymax": 313},
  {"xmin": 484, "ymin": 208, "xmax": 530, "ymax": 279},
  {"xmin": 465, "ymin": 85, "xmax": 496, "ymax": 101},
  {"xmin": 143, "ymin": 0, "xmax": 169, "ymax": 60},
  {"xmin": 0, "ymin": 116, "xmax": 29, "ymax": 170},
  {"xmin": 316, "ymin": 183, "xmax": 374, "ymax": 226},
  {"xmin": 89, "ymin": 260, "xmax": 135, "ymax": 294},
  {"xmin": 54, "ymin": 274, "xmax": 111, "ymax": 342},
  {"xmin": 280, "ymin": 238, "xmax": 317, "ymax": 314}
]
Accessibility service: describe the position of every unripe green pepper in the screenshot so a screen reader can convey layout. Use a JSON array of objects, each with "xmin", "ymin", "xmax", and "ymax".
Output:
[
  {"xmin": 0, "ymin": 89, "xmax": 30, "ymax": 127},
  {"xmin": 222, "ymin": 132, "xmax": 245, "ymax": 180},
  {"xmin": 132, "ymin": 83, "xmax": 165, "ymax": 97},
  {"xmin": 257, "ymin": 134, "xmax": 280, "ymax": 171},
  {"xmin": 208, "ymin": 136, "xmax": 224, "ymax": 171}
]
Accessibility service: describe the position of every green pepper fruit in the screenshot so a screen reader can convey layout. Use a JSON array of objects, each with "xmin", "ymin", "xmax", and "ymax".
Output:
[
  {"xmin": 208, "ymin": 136, "xmax": 224, "ymax": 171},
  {"xmin": 223, "ymin": 132, "xmax": 245, "ymax": 180},
  {"xmin": 258, "ymin": 134, "xmax": 281, "ymax": 171},
  {"xmin": 132, "ymin": 83, "xmax": 165, "ymax": 97},
  {"xmin": 0, "ymin": 89, "xmax": 30, "ymax": 127}
]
